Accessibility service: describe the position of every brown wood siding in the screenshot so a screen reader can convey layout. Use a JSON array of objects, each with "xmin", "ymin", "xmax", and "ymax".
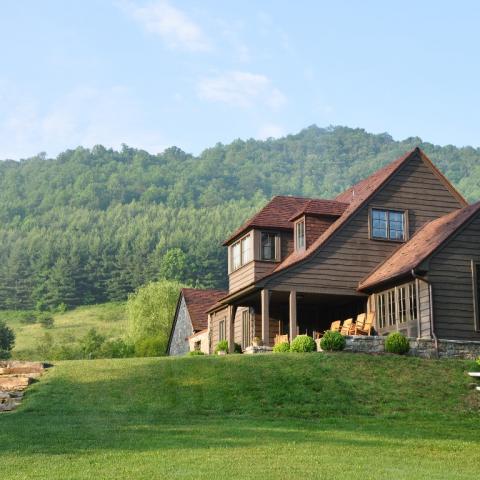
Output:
[
  {"xmin": 281, "ymin": 231, "xmax": 294, "ymax": 259},
  {"xmin": 229, "ymin": 262, "xmax": 255, "ymax": 292},
  {"xmin": 305, "ymin": 216, "xmax": 336, "ymax": 248},
  {"xmin": 264, "ymin": 154, "xmax": 464, "ymax": 296},
  {"xmin": 418, "ymin": 280, "xmax": 432, "ymax": 338},
  {"xmin": 428, "ymin": 214, "xmax": 480, "ymax": 340}
]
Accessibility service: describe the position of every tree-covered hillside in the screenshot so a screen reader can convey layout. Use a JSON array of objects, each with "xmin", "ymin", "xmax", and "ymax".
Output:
[{"xmin": 0, "ymin": 125, "xmax": 479, "ymax": 310}]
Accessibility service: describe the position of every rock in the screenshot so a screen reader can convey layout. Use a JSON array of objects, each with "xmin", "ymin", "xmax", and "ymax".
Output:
[{"xmin": 0, "ymin": 376, "xmax": 32, "ymax": 391}]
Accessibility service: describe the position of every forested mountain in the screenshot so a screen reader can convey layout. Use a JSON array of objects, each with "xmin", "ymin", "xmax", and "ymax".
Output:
[{"xmin": 0, "ymin": 125, "xmax": 479, "ymax": 310}]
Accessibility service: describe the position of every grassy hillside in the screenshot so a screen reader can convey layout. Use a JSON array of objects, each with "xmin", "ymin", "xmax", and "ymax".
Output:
[
  {"xmin": 1, "ymin": 302, "xmax": 127, "ymax": 359},
  {"xmin": 1, "ymin": 354, "xmax": 478, "ymax": 479}
]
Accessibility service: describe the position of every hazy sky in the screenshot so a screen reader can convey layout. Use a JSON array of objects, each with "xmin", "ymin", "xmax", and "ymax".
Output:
[{"xmin": 1, "ymin": 1, "xmax": 479, "ymax": 159}]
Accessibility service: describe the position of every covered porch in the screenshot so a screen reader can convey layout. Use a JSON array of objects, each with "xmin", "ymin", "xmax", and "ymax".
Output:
[{"xmin": 224, "ymin": 288, "xmax": 369, "ymax": 352}]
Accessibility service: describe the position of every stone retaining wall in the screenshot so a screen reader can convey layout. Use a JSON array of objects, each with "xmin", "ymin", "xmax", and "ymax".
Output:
[{"xmin": 337, "ymin": 336, "xmax": 480, "ymax": 359}]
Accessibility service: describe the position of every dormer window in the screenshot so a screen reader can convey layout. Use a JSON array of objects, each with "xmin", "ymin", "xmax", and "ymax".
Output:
[
  {"xmin": 371, "ymin": 208, "xmax": 406, "ymax": 241},
  {"xmin": 261, "ymin": 232, "xmax": 277, "ymax": 261},
  {"xmin": 295, "ymin": 219, "xmax": 305, "ymax": 251},
  {"xmin": 230, "ymin": 233, "xmax": 252, "ymax": 271}
]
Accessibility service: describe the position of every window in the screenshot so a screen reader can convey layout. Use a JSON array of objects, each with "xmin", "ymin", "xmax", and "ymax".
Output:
[
  {"xmin": 241, "ymin": 235, "xmax": 251, "ymax": 265},
  {"xmin": 295, "ymin": 220, "xmax": 305, "ymax": 250},
  {"xmin": 219, "ymin": 319, "xmax": 226, "ymax": 341},
  {"xmin": 473, "ymin": 262, "xmax": 480, "ymax": 331},
  {"xmin": 371, "ymin": 208, "xmax": 406, "ymax": 241},
  {"xmin": 230, "ymin": 234, "xmax": 251, "ymax": 271},
  {"xmin": 261, "ymin": 232, "xmax": 277, "ymax": 261},
  {"xmin": 375, "ymin": 282, "xmax": 418, "ymax": 331},
  {"xmin": 241, "ymin": 309, "xmax": 252, "ymax": 349}
]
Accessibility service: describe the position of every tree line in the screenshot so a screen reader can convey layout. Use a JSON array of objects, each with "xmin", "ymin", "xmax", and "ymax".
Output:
[{"xmin": 0, "ymin": 125, "xmax": 479, "ymax": 310}]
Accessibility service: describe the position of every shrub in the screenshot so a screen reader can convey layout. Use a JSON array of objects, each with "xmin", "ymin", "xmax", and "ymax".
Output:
[
  {"xmin": 0, "ymin": 321, "xmax": 15, "ymax": 359},
  {"xmin": 134, "ymin": 336, "xmax": 166, "ymax": 357},
  {"xmin": 19, "ymin": 313, "xmax": 37, "ymax": 325},
  {"xmin": 188, "ymin": 350, "xmax": 205, "ymax": 356},
  {"xmin": 100, "ymin": 339, "xmax": 135, "ymax": 358},
  {"xmin": 38, "ymin": 314, "xmax": 54, "ymax": 329},
  {"xmin": 385, "ymin": 332, "xmax": 410, "ymax": 354},
  {"xmin": 290, "ymin": 335, "xmax": 316, "ymax": 353},
  {"xmin": 320, "ymin": 331, "xmax": 346, "ymax": 351},
  {"xmin": 476, "ymin": 356, "xmax": 480, "ymax": 370},
  {"xmin": 215, "ymin": 340, "xmax": 229, "ymax": 354},
  {"xmin": 79, "ymin": 328, "xmax": 106, "ymax": 358},
  {"xmin": 273, "ymin": 341, "xmax": 290, "ymax": 353}
]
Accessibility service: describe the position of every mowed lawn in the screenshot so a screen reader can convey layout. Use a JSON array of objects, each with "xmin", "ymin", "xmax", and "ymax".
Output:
[
  {"xmin": 1, "ymin": 353, "xmax": 479, "ymax": 479},
  {"xmin": 1, "ymin": 302, "xmax": 127, "ymax": 359}
]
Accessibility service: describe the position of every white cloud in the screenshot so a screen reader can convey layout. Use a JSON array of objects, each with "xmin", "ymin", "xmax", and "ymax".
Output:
[
  {"xmin": 197, "ymin": 71, "xmax": 287, "ymax": 109},
  {"xmin": 124, "ymin": 0, "xmax": 211, "ymax": 52},
  {"xmin": 257, "ymin": 124, "xmax": 286, "ymax": 140},
  {"xmin": 0, "ymin": 84, "xmax": 167, "ymax": 159}
]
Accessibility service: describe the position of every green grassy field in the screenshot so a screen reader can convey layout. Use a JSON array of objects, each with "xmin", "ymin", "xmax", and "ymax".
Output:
[
  {"xmin": 1, "ymin": 353, "xmax": 479, "ymax": 479},
  {"xmin": 0, "ymin": 303, "xmax": 127, "ymax": 359}
]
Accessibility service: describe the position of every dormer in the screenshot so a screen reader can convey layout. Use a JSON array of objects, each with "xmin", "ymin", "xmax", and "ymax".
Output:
[{"xmin": 289, "ymin": 200, "xmax": 348, "ymax": 250}]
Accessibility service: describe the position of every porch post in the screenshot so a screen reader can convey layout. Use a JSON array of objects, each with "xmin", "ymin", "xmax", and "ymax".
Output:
[
  {"xmin": 261, "ymin": 289, "xmax": 270, "ymax": 346},
  {"xmin": 228, "ymin": 305, "xmax": 237, "ymax": 353},
  {"xmin": 289, "ymin": 290, "xmax": 297, "ymax": 342}
]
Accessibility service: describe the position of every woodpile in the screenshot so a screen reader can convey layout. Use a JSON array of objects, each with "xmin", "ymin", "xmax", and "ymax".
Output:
[{"xmin": 0, "ymin": 361, "xmax": 46, "ymax": 412}]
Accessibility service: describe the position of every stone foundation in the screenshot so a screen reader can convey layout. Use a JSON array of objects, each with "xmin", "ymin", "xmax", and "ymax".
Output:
[
  {"xmin": 322, "ymin": 336, "xmax": 480, "ymax": 359},
  {"xmin": 244, "ymin": 345, "xmax": 273, "ymax": 354}
]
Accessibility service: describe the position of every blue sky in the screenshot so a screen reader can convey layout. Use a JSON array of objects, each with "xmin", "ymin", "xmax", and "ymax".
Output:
[{"xmin": 1, "ymin": 1, "xmax": 479, "ymax": 159}]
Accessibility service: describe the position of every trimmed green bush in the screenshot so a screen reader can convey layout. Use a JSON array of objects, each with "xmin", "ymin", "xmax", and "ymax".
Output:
[
  {"xmin": 188, "ymin": 350, "xmax": 205, "ymax": 356},
  {"xmin": 290, "ymin": 335, "xmax": 316, "ymax": 353},
  {"xmin": 215, "ymin": 340, "xmax": 229, "ymax": 354},
  {"xmin": 385, "ymin": 332, "xmax": 410, "ymax": 354},
  {"xmin": 320, "ymin": 331, "xmax": 346, "ymax": 351},
  {"xmin": 273, "ymin": 341, "xmax": 290, "ymax": 353}
]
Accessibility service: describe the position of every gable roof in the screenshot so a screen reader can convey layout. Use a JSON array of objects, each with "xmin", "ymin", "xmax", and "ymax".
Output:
[
  {"xmin": 263, "ymin": 147, "xmax": 467, "ymax": 278},
  {"xmin": 358, "ymin": 201, "xmax": 480, "ymax": 291},
  {"xmin": 181, "ymin": 288, "xmax": 227, "ymax": 331},
  {"xmin": 289, "ymin": 199, "xmax": 348, "ymax": 221},
  {"xmin": 223, "ymin": 195, "xmax": 312, "ymax": 245}
]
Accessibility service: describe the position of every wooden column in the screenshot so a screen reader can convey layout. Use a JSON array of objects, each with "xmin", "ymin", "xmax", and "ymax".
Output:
[
  {"xmin": 261, "ymin": 289, "xmax": 270, "ymax": 346},
  {"xmin": 228, "ymin": 306, "xmax": 237, "ymax": 353},
  {"xmin": 289, "ymin": 290, "xmax": 297, "ymax": 342}
]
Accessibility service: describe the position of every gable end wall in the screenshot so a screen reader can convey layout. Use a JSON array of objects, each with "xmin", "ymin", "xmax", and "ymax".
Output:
[
  {"xmin": 168, "ymin": 296, "xmax": 194, "ymax": 355},
  {"xmin": 264, "ymin": 153, "xmax": 464, "ymax": 295}
]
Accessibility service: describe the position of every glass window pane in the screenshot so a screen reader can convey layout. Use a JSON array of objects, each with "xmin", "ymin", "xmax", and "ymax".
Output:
[
  {"xmin": 389, "ymin": 211, "xmax": 405, "ymax": 240},
  {"xmin": 371, "ymin": 209, "xmax": 388, "ymax": 238},
  {"xmin": 296, "ymin": 221, "xmax": 305, "ymax": 250},
  {"xmin": 261, "ymin": 232, "xmax": 276, "ymax": 260},
  {"xmin": 232, "ymin": 242, "xmax": 241, "ymax": 270},
  {"xmin": 241, "ymin": 235, "xmax": 251, "ymax": 265}
]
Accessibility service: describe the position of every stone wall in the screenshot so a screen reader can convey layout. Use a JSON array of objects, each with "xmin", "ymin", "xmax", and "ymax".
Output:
[
  {"xmin": 333, "ymin": 336, "xmax": 480, "ymax": 359},
  {"xmin": 168, "ymin": 296, "xmax": 193, "ymax": 356}
]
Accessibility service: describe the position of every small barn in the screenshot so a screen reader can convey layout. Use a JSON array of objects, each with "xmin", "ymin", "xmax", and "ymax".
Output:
[{"xmin": 167, "ymin": 288, "xmax": 226, "ymax": 356}]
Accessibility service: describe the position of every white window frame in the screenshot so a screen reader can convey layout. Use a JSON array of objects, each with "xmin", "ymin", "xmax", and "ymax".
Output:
[
  {"xmin": 295, "ymin": 218, "xmax": 305, "ymax": 251},
  {"xmin": 229, "ymin": 233, "xmax": 252, "ymax": 272}
]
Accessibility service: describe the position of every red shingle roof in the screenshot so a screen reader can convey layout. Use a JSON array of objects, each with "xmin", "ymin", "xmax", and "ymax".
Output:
[
  {"xmin": 182, "ymin": 288, "xmax": 227, "ymax": 331},
  {"xmin": 358, "ymin": 201, "xmax": 480, "ymax": 291},
  {"xmin": 223, "ymin": 195, "xmax": 312, "ymax": 245},
  {"xmin": 289, "ymin": 199, "xmax": 349, "ymax": 221}
]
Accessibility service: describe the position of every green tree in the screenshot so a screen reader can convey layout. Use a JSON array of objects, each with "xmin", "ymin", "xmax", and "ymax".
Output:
[{"xmin": 126, "ymin": 279, "xmax": 183, "ymax": 353}]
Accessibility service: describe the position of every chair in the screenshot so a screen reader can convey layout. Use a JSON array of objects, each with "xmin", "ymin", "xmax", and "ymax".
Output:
[
  {"xmin": 329, "ymin": 320, "xmax": 342, "ymax": 333},
  {"xmin": 274, "ymin": 334, "xmax": 289, "ymax": 345},
  {"xmin": 340, "ymin": 318, "xmax": 354, "ymax": 335},
  {"xmin": 353, "ymin": 313, "xmax": 366, "ymax": 335},
  {"xmin": 356, "ymin": 312, "xmax": 374, "ymax": 336}
]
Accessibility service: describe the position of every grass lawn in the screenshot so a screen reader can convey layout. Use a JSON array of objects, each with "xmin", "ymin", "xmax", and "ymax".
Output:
[
  {"xmin": 0, "ymin": 302, "xmax": 127, "ymax": 359},
  {"xmin": 1, "ymin": 353, "xmax": 479, "ymax": 479}
]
